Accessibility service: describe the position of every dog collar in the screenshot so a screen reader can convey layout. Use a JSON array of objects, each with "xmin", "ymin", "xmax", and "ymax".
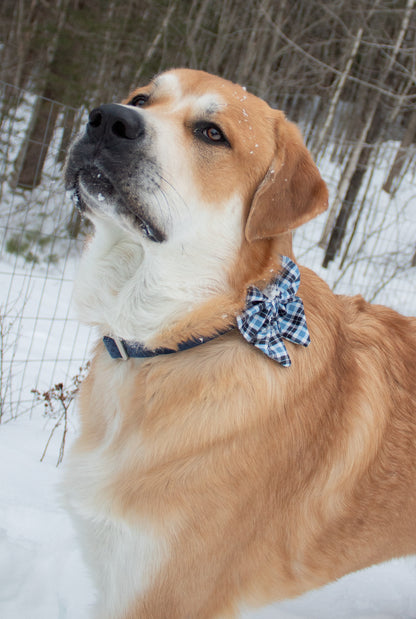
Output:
[
  {"xmin": 103, "ymin": 330, "xmax": 233, "ymax": 360},
  {"xmin": 103, "ymin": 257, "xmax": 309, "ymax": 366}
]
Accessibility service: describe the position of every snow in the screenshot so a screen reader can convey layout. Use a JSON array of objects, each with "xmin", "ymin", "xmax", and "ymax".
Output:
[{"xmin": 0, "ymin": 416, "xmax": 94, "ymax": 619}]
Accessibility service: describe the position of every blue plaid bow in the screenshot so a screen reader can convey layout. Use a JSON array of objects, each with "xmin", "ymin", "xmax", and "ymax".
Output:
[{"xmin": 237, "ymin": 256, "xmax": 310, "ymax": 367}]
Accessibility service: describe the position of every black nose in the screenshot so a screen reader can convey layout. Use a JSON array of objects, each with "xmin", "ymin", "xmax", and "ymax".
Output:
[{"xmin": 87, "ymin": 103, "xmax": 145, "ymax": 142}]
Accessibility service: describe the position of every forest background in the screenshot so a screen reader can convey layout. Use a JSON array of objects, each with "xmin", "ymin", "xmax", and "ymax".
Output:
[{"xmin": 1, "ymin": 0, "xmax": 416, "ymax": 265}]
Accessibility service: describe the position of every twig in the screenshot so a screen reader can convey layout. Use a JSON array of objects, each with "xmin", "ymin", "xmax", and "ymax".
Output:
[{"xmin": 32, "ymin": 363, "xmax": 89, "ymax": 466}]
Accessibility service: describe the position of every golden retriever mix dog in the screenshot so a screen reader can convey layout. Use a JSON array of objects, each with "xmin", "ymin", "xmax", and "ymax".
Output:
[{"xmin": 64, "ymin": 68, "xmax": 416, "ymax": 619}]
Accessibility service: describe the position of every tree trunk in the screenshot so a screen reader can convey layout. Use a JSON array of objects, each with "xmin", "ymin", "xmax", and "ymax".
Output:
[
  {"xmin": 186, "ymin": 0, "xmax": 211, "ymax": 63},
  {"xmin": 15, "ymin": 91, "xmax": 60, "ymax": 189},
  {"xmin": 312, "ymin": 27, "xmax": 363, "ymax": 157},
  {"xmin": 319, "ymin": 93, "xmax": 380, "ymax": 250},
  {"xmin": 322, "ymin": 102, "xmax": 383, "ymax": 268},
  {"xmin": 57, "ymin": 106, "xmax": 82, "ymax": 164},
  {"xmin": 12, "ymin": 0, "xmax": 70, "ymax": 189},
  {"xmin": 130, "ymin": 1, "xmax": 177, "ymax": 88},
  {"xmin": 91, "ymin": 0, "xmax": 116, "ymax": 103},
  {"xmin": 383, "ymin": 110, "xmax": 416, "ymax": 195},
  {"xmin": 321, "ymin": 0, "xmax": 415, "ymax": 266}
]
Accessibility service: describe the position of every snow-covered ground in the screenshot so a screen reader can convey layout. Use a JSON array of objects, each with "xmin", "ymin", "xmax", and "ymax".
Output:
[{"xmin": 1, "ymin": 101, "xmax": 416, "ymax": 617}]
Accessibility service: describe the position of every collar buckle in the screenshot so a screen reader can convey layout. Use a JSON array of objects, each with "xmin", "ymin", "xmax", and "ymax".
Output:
[{"xmin": 113, "ymin": 336, "xmax": 129, "ymax": 360}]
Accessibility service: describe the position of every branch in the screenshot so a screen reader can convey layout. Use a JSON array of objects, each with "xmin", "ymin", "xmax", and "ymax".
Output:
[{"xmin": 258, "ymin": 1, "xmax": 416, "ymax": 102}]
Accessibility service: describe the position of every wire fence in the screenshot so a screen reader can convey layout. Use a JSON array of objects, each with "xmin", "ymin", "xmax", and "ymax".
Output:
[
  {"xmin": 1, "ymin": 80, "xmax": 416, "ymax": 421},
  {"xmin": 0, "ymin": 81, "xmax": 92, "ymax": 419}
]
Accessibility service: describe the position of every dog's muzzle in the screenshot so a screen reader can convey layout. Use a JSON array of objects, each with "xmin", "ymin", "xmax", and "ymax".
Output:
[{"xmin": 65, "ymin": 103, "xmax": 165, "ymax": 243}]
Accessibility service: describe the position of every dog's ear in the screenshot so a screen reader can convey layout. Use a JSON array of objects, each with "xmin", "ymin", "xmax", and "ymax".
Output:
[{"xmin": 245, "ymin": 114, "xmax": 328, "ymax": 242}]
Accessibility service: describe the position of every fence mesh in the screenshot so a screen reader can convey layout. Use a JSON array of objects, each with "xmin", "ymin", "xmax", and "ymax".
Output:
[{"xmin": 0, "ymin": 82, "xmax": 93, "ymax": 419}]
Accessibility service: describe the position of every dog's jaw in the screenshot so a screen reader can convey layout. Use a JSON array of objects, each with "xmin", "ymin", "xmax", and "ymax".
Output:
[{"xmin": 73, "ymin": 192, "xmax": 244, "ymax": 345}]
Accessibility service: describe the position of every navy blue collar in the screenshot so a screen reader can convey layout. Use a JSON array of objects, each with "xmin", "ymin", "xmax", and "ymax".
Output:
[{"xmin": 103, "ymin": 329, "xmax": 234, "ymax": 360}]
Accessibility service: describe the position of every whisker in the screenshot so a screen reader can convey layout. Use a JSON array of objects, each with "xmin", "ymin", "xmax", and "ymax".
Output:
[{"xmin": 159, "ymin": 173, "xmax": 190, "ymax": 212}]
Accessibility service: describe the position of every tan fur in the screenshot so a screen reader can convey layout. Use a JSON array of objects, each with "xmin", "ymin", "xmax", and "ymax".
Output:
[
  {"xmin": 246, "ymin": 118, "xmax": 328, "ymax": 241},
  {"xmin": 70, "ymin": 69, "xmax": 416, "ymax": 618}
]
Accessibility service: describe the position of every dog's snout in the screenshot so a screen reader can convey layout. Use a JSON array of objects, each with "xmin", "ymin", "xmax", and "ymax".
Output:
[{"xmin": 87, "ymin": 103, "xmax": 145, "ymax": 142}]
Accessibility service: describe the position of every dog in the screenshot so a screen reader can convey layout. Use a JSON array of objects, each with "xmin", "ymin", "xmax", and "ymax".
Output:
[{"xmin": 64, "ymin": 68, "xmax": 416, "ymax": 619}]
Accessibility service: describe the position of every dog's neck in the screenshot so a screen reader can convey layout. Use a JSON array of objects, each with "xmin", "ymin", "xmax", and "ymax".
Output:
[
  {"xmin": 102, "ymin": 252, "xmax": 310, "ymax": 370},
  {"xmin": 73, "ymin": 218, "xmax": 294, "ymax": 349},
  {"xmin": 73, "ymin": 217, "xmax": 242, "ymax": 346}
]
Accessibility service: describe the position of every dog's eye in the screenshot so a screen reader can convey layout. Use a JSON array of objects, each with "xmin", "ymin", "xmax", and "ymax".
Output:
[
  {"xmin": 129, "ymin": 94, "xmax": 149, "ymax": 107},
  {"xmin": 195, "ymin": 123, "xmax": 230, "ymax": 147},
  {"xmin": 203, "ymin": 127, "xmax": 223, "ymax": 142}
]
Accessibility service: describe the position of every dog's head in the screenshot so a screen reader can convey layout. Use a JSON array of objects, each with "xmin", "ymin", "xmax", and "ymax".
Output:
[
  {"xmin": 65, "ymin": 69, "xmax": 328, "ymax": 343},
  {"xmin": 66, "ymin": 68, "xmax": 327, "ymax": 244}
]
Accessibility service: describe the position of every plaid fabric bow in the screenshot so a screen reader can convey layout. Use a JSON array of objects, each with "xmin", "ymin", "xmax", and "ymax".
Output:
[{"xmin": 237, "ymin": 256, "xmax": 310, "ymax": 367}]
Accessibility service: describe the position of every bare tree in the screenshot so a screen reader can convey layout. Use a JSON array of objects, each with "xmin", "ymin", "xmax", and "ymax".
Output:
[
  {"xmin": 14, "ymin": 0, "xmax": 71, "ymax": 189},
  {"xmin": 322, "ymin": 0, "xmax": 416, "ymax": 267},
  {"xmin": 383, "ymin": 110, "xmax": 416, "ymax": 195}
]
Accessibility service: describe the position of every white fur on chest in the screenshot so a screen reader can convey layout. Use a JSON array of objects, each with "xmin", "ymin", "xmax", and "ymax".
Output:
[
  {"xmin": 73, "ymin": 190, "xmax": 243, "ymax": 343},
  {"xmin": 65, "ymin": 415, "xmax": 168, "ymax": 618},
  {"xmin": 78, "ymin": 513, "xmax": 164, "ymax": 619}
]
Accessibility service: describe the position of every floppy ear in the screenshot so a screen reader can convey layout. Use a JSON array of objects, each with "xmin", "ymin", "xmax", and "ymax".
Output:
[{"xmin": 245, "ymin": 115, "xmax": 328, "ymax": 242}]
